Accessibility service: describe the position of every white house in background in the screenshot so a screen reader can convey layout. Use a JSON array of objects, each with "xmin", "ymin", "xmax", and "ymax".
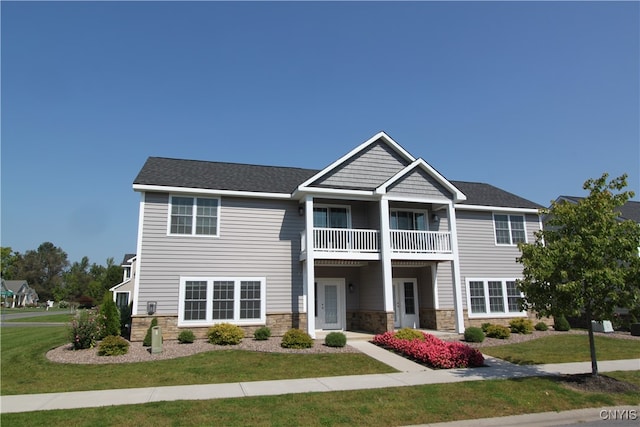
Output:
[
  {"xmin": 1, "ymin": 279, "xmax": 39, "ymax": 307},
  {"xmin": 129, "ymin": 132, "xmax": 543, "ymax": 341},
  {"xmin": 109, "ymin": 254, "xmax": 136, "ymax": 311}
]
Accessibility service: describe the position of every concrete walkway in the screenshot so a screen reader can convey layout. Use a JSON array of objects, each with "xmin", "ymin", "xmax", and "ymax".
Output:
[{"xmin": 1, "ymin": 336, "xmax": 638, "ymax": 414}]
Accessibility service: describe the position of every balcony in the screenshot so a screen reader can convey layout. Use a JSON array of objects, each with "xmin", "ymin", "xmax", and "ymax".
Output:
[{"xmin": 300, "ymin": 228, "xmax": 453, "ymax": 260}]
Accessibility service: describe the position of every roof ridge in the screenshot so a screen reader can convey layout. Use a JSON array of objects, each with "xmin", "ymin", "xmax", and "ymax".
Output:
[{"xmin": 147, "ymin": 156, "xmax": 319, "ymax": 173}]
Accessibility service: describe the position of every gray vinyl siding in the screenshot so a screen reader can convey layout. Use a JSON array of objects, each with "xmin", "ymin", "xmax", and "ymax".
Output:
[
  {"xmin": 312, "ymin": 140, "xmax": 409, "ymax": 190},
  {"xmin": 455, "ymin": 210, "xmax": 540, "ymax": 306},
  {"xmin": 435, "ymin": 261, "xmax": 456, "ymax": 308},
  {"xmin": 136, "ymin": 192, "xmax": 303, "ymax": 316},
  {"xmin": 387, "ymin": 168, "xmax": 453, "ymax": 200}
]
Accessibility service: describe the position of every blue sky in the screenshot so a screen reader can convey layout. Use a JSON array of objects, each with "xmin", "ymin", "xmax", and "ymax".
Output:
[{"xmin": 2, "ymin": 1, "xmax": 638, "ymax": 266}]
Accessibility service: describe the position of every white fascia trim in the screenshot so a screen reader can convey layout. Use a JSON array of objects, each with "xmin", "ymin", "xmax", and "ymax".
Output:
[
  {"xmin": 376, "ymin": 159, "xmax": 467, "ymax": 202},
  {"xmin": 132, "ymin": 192, "xmax": 145, "ymax": 316},
  {"xmin": 297, "ymin": 131, "xmax": 416, "ymax": 191},
  {"xmin": 133, "ymin": 184, "xmax": 291, "ymax": 200},
  {"xmin": 455, "ymin": 204, "xmax": 541, "ymax": 214}
]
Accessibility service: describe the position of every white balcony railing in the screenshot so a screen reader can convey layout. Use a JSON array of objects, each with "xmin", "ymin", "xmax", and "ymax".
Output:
[
  {"xmin": 312, "ymin": 228, "xmax": 380, "ymax": 253},
  {"xmin": 301, "ymin": 228, "xmax": 452, "ymax": 255},
  {"xmin": 390, "ymin": 230, "xmax": 452, "ymax": 254}
]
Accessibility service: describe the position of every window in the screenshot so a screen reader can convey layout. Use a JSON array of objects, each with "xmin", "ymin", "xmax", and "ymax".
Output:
[
  {"xmin": 169, "ymin": 196, "xmax": 219, "ymax": 236},
  {"xmin": 466, "ymin": 278, "xmax": 525, "ymax": 318},
  {"xmin": 390, "ymin": 210, "xmax": 427, "ymax": 231},
  {"xmin": 313, "ymin": 206, "xmax": 349, "ymax": 228},
  {"xmin": 114, "ymin": 292, "xmax": 130, "ymax": 311},
  {"xmin": 179, "ymin": 277, "xmax": 265, "ymax": 325},
  {"xmin": 493, "ymin": 214, "xmax": 526, "ymax": 245}
]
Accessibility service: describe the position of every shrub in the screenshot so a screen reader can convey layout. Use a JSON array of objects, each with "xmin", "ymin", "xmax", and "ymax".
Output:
[
  {"xmin": 485, "ymin": 324, "xmax": 511, "ymax": 339},
  {"xmin": 281, "ymin": 328, "xmax": 313, "ymax": 349},
  {"xmin": 98, "ymin": 335, "xmax": 130, "ymax": 356},
  {"xmin": 143, "ymin": 318, "xmax": 158, "ymax": 347},
  {"xmin": 76, "ymin": 295, "xmax": 96, "ymax": 309},
  {"xmin": 535, "ymin": 321, "xmax": 548, "ymax": 331},
  {"xmin": 58, "ymin": 300, "xmax": 70, "ymax": 309},
  {"xmin": 324, "ymin": 332, "xmax": 347, "ymax": 347},
  {"xmin": 208, "ymin": 323, "xmax": 244, "ymax": 345},
  {"xmin": 69, "ymin": 310, "xmax": 103, "ymax": 350},
  {"xmin": 178, "ymin": 329, "xmax": 195, "ymax": 344},
  {"xmin": 254, "ymin": 326, "xmax": 271, "ymax": 341},
  {"xmin": 394, "ymin": 328, "xmax": 425, "ymax": 341},
  {"xmin": 372, "ymin": 331, "xmax": 484, "ymax": 369},
  {"xmin": 481, "ymin": 323, "xmax": 492, "ymax": 333},
  {"xmin": 98, "ymin": 296, "xmax": 121, "ymax": 339},
  {"xmin": 554, "ymin": 315, "xmax": 571, "ymax": 331},
  {"xmin": 509, "ymin": 318, "xmax": 534, "ymax": 334},
  {"xmin": 464, "ymin": 327, "xmax": 485, "ymax": 343}
]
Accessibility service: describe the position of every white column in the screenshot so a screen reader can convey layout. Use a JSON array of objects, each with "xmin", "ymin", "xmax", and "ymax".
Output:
[
  {"xmin": 379, "ymin": 197, "xmax": 394, "ymax": 317},
  {"xmin": 303, "ymin": 195, "xmax": 316, "ymax": 338},
  {"xmin": 447, "ymin": 202, "xmax": 465, "ymax": 333}
]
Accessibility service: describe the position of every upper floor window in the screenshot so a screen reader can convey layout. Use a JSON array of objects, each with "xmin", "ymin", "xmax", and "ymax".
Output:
[
  {"xmin": 493, "ymin": 214, "xmax": 526, "ymax": 245},
  {"xmin": 170, "ymin": 196, "xmax": 220, "ymax": 236},
  {"xmin": 313, "ymin": 206, "xmax": 349, "ymax": 228},
  {"xmin": 390, "ymin": 210, "xmax": 427, "ymax": 231}
]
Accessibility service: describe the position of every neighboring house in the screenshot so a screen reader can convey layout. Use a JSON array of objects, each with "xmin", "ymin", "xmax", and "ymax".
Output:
[
  {"xmin": 109, "ymin": 254, "xmax": 136, "ymax": 311},
  {"xmin": 554, "ymin": 196, "xmax": 640, "ymax": 223},
  {"xmin": 130, "ymin": 132, "xmax": 543, "ymax": 341},
  {"xmin": 1, "ymin": 279, "xmax": 39, "ymax": 307}
]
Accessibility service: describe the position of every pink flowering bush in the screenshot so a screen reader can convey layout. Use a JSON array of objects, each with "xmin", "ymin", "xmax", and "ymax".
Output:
[
  {"xmin": 69, "ymin": 310, "xmax": 104, "ymax": 350},
  {"xmin": 371, "ymin": 330, "xmax": 484, "ymax": 369}
]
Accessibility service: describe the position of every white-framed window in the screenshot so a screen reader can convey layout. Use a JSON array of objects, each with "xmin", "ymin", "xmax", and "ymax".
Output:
[
  {"xmin": 178, "ymin": 277, "xmax": 266, "ymax": 326},
  {"xmin": 493, "ymin": 214, "xmax": 526, "ymax": 245},
  {"xmin": 114, "ymin": 291, "xmax": 130, "ymax": 311},
  {"xmin": 465, "ymin": 278, "xmax": 526, "ymax": 318},
  {"xmin": 313, "ymin": 205, "xmax": 350, "ymax": 228},
  {"xmin": 169, "ymin": 196, "xmax": 220, "ymax": 236},
  {"xmin": 390, "ymin": 210, "xmax": 428, "ymax": 231}
]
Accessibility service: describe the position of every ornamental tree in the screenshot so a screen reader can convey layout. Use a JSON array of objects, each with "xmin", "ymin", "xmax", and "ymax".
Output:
[{"xmin": 517, "ymin": 173, "xmax": 640, "ymax": 376}]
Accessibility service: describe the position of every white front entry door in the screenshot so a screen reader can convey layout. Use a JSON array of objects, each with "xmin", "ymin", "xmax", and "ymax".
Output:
[
  {"xmin": 393, "ymin": 279, "xmax": 419, "ymax": 329},
  {"xmin": 315, "ymin": 279, "xmax": 345, "ymax": 330}
]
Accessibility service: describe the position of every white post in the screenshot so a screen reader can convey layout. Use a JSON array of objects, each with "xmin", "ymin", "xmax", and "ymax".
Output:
[
  {"xmin": 447, "ymin": 202, "xmax": 465, "ymax": 333},
  {"xmin": 379, "ymin": 197, "xmax": 394, "ymax": 319},
  {"xmin": 303, "ymin": 195, "xmax": 316, "ymax": 338}
]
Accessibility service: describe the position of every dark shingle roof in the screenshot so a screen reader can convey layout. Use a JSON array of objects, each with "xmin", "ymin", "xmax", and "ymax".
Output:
[
  {"xmin": 133, "ymin": 157, "xmax": 542, "ymax": 209},
  {"xmin": 452, "ymin": 181, "xmax": 543, "ymax": 209},
  {"xmin": 121, "ymin": 254, "xmax": 136, "ymax": 265},
  {"xmin": 134, "ymin": 157, "xmax": 318, "ymax": 194},
  {"xmin": 558, "ymin": 196, "xmax": 640, "ymax": 223}
]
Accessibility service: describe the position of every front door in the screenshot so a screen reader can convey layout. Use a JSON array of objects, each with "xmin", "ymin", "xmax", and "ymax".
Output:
[
  {"xmin": 393, "ymin": 279, "xmax": 419, "ymax": 329},
  {"xmin": 315, "ymin": 279, "xmax": 345, "ymax": 330}
]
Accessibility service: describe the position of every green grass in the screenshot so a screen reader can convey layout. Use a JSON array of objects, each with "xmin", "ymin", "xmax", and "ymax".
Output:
[
  {"xmin": 0, "ymin": 326, "xmax": 395, "ymax": 395},
  {"xmin": 0, "ymin": 307, "xmax": 69, "ymax": 314},
  {"xmin": 483, "ymin": 335, "xmax": 640, "ymax": 365},
  {"xmin": 4, "ymin": 313, "xmax": 73, "ymax": 323},
  {"xmin": 2, "ymin": 372, "xmax": 638, "ymax": 426}
]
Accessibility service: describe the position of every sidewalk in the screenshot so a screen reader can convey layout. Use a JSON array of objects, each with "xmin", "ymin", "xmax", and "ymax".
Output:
[{"xmin": 1, "ymin": 337, "xmax": 638, "ymax": 415}]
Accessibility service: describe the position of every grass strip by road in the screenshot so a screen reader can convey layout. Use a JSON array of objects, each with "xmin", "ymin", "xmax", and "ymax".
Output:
[
  {"xmin": 3, "ymin": 313, "xmax": 73, "ymax": 323},
  {"xmin": 482, "ymin": 334, "xmax": 640, "ymax": 365},
  {"xmin": 2, "ymin": 371, "xmax": 639, "ymax": 426},
  {"xmin": 0, "ymin": 326, "xmax": 395, "ymax": 395}
]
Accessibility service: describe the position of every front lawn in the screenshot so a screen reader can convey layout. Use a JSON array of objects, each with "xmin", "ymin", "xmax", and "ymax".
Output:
[
  {"xmin": 3, "ymin": 313, "xmax": 73, "ymax": 323},
  {"xmin": 482, "ymin": 334, "xmax": 640, "ymax": 365},
  {"xmin": 2, "ymin": 372, "xmax": 639, "ymax": 426},
  {"xmin": 0, "ymin": 326, "xmax": 395, "ymax": 395}
]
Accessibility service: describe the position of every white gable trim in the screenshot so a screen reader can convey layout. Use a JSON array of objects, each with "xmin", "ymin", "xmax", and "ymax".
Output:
[
  {"xmin": 296, "ymin": 132, "xmax": 416, "ymax": 192},
  {"xmin": 375, "ymin": 158, "xmax": 467, "ymax": 202}
]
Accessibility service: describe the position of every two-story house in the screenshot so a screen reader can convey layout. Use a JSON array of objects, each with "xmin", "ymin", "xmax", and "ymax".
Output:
[
  {"xmin": 130, "ymin": 132, "xmax": 543, "ymax": 341},
  {"xmin": 109, "ymin": 253, "xmax": 136, "ymax": 311}
]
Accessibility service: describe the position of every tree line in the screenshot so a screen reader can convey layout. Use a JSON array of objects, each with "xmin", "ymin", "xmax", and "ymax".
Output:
[{"xmin": 1, "ymin": 242, "xmax": 123, "ymax": 305}]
